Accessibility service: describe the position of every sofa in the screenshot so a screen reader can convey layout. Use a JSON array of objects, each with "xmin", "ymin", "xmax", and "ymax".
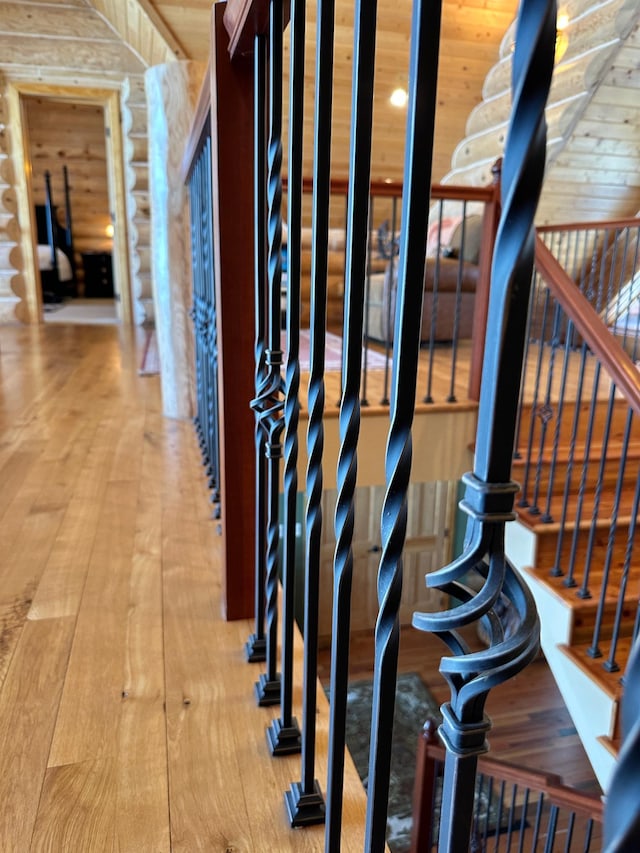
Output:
[
  {"xmin": 298, "ymin": 227, "xmax": 388, "ymax": 327},
  {"xmin": 365, "ymin": 214, "xmax": 484, "ymax": 344}
]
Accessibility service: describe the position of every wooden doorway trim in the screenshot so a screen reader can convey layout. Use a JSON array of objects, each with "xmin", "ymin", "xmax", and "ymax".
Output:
[{"xmin": 8, "ymin": 80, "xmax": 132, "ymax": 325}]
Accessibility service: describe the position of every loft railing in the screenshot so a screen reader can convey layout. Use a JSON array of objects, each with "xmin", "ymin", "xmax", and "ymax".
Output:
[
  {"xmin": 412, "ymin": 720, "xmax": 604, "ymax": 852},
  {"xmin": 282, "ymin": 173, "xmax": 501, "ymax": 405},
  {"xmin": 185, "ymin": 122, "xmax": 221, "ymax": 517},
  {"xmin": 513, "ymin": 224, "xmax": 640, "ymax": 676},
  {"xmin": 182, "ymin": 0, "xmax": 639, "ymax": 850}
]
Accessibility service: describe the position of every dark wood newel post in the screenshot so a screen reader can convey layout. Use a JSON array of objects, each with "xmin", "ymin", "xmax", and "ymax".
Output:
[
  {"xmin": 468, "ymin": 157, "xmax": 502, "ymax": 402},
  {"xmin": 209, "ymin": 2, "xmax": 256, "ymax": 619}
]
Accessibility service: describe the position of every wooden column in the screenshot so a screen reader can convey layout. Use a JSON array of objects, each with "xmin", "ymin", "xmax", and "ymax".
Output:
[
  {"xmin": 209, "ymin": 2, "xmax": 256, "ymax": 620},
  {"xmin": 145, "ymin": 60, "xmax": 204, "ymax": 418}
]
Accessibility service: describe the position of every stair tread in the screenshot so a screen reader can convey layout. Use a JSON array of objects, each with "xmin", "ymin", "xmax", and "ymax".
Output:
[
  {"xmin": 513, "ymin": 439, "xmax": 640, "ymax": 466},
  {"xmin": 559, "ymin": 638, "xmax": 632, "ymax": 702},
  {"xmin": 514, "ymin": 487, "xmax": 640, "ymax": 533},
  {"xmin": 596, "ymin": 734, "xmax": 621, "ymax": 758},
  {"xmin": 522, "ymin": 565, "xmax": 637, "ymax": 610}
]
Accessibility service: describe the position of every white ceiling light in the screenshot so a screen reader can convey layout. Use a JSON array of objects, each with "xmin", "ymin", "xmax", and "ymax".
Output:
[{"xmin": 390, "ymin": 87, "xmax": 408, "ymax": 108}]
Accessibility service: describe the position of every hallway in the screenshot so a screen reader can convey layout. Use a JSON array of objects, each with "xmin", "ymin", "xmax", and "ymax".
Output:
[{"xmin": 0, "ymin": 324, "xmax": 369, "ymax": 850}]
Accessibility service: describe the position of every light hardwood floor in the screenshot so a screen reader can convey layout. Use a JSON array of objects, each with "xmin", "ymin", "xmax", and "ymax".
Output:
[{"xmin": 0, "ymin": 323, "xmax": 598, "ymax": 851}]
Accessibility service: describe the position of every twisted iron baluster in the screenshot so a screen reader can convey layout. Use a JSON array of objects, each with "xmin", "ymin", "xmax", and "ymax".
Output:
[
  {"xmin": 325, "ymin": 0, "xmax": 378, "ymax": 846},
  {"xmin": 364, "ymin": 0, "xmax": 443, "ymax": 848},
  {"xmin": 286, "ymin": 0, "xmax": 334, "ymax": 826},
  {"xmin": 267, "ymin": 0, "xmax": 305, "ymax": 757},
  {"xmin": 252, "ymin": 3, "xmax": 286, "ymax": 705},
  {"xmin": 604, "ymin": 633, "xmax": 640, "ymax": 850},
  {"xmin": 412, "ymin": 0, "xmax": 556, "ymax": 848},
  {"xmin": 246, "ymin": 33, "xmax": 269, "ymax": 664},
  {"xmin": 380, "ymin": 197, "xmax": 398, "ymax": 407},
  {"xmin": 604, "ymin": 457, "xmax": 640, "ymax": 673}
]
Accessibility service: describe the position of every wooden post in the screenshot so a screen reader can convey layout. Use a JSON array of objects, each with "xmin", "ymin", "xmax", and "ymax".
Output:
[
  {"xmin": 410, "ymin": 719, "xmax": 441, "ymax": 853},
  {"xmin": 468, "ymin": 158, "xmax": 502, "ymax": 402},
  {"xmin": 209, "ymin": 2, "xmax": 256, "ymax": 620}
]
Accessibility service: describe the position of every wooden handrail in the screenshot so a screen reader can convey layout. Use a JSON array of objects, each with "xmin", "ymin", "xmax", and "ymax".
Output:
[
  {"xmin": 283, "ymin": 175, "xmax": 497, "ymax": 203},
  {"xmin": 181, "ymin": 57, "xmax": 212, "ymax": 184},
  {"xmin": 537, "ymin": 216, "xmax": 640, "ymax": 233},
  {"xmin": 535, "ymin": 236, "xmax": 640, "ymax": 419}
]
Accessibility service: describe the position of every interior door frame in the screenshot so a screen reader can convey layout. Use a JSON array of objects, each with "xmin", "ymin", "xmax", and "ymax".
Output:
[{"xmin": 8, "ymin": 80, "xmax": 132, "ymax": 325}]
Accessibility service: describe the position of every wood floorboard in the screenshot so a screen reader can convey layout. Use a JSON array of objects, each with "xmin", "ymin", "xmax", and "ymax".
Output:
[{"xmin": 0, "ymin": 324, "xmax": 602, "ymax": 851}]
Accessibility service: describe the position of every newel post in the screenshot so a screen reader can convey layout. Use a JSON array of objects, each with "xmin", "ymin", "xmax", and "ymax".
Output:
[{"xmin": 208, "ymin": 2, "xmax": 257, "ymax": 620}]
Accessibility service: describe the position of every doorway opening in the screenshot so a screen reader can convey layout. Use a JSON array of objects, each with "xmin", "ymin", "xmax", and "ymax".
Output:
[
  {"xmin": 10, "ymin": 82, "xmax": 132, "ymax": 325},
  {"xmin": 25, "ymin": 97, "xmax": 118, "ymax": 325}
]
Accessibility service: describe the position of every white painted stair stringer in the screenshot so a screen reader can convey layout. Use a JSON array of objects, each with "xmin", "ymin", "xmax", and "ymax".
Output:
[{"xmin": 505, "ymin": 520, "xmax": 617, "ymax": 791}]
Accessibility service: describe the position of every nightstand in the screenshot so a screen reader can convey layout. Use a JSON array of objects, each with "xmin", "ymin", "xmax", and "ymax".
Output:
[{"xmin": 82, "ymin": 251, "xmax": 114, "ymax": 298}]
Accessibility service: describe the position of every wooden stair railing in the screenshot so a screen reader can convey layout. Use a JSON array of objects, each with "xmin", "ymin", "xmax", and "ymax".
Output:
[
  {"xmin": 412, "ymin": 720, "xmax": 604, "ymax": 852},
  {"xmin": 506, "ymin": 220, "xmax": 640, "ymax": 788}
]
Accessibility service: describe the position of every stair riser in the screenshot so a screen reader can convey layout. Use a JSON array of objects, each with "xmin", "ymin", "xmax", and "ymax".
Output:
[
  {"xmin": 514, "ymin": 458, "xmax": 639, "ymax": 502},
  {"xmin": 535, "ymin": 526, "xmax": 639, "ymax": 588},
  {"xmin": 516, "ymin": 400, "xmax": 639, "ymax": 453}
]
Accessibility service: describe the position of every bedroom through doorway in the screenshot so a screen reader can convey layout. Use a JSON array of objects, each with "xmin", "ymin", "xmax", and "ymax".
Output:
[{"xmin": 24, "ymin": 96, "xmax": 118, "ymax": 325}]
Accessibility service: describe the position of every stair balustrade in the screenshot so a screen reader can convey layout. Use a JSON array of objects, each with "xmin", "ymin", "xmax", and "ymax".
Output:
[
  {"xmin": 512, "ymin": 223, "xmax": 640, "ymax": 677},
  {"xmin": 412, "ymin": 720, "xmax": 604, "ymax": 852}
]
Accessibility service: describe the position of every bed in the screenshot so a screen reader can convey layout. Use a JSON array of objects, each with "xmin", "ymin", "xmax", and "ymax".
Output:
[{"xmin": 36, "ymin": 167, "xmax": 76, "ymax": 303}]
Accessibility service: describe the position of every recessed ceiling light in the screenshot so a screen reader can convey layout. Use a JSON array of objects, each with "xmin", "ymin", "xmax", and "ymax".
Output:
[{"xmin": 390, "ymin": 87, "xmax": 408, "ymax": 108}]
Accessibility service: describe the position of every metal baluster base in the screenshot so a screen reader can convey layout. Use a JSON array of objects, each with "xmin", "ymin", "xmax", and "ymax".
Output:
[
  {"xmin": 245, "ymin": 633, "xmax": 267, "ymax": 663},
  {"xmin": 255, "ymin": 672, "xmax": 281, "ymax": 706},
  {"xmin": 285, "ymin": 780, "xmax": 326, "ymax": 827},
  {"xmin": 266, "ymin": 716, "xmax": 302, "ymax": 756}
]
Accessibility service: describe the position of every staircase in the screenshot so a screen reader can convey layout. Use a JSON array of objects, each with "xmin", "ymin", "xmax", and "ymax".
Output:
[
  {"xmin": 503, "ymin": 229, "xmax": 640, "ymax": 791},
  {"xmin": 441, "ymin": 0, "xmax": 640, "ymax": 225}
]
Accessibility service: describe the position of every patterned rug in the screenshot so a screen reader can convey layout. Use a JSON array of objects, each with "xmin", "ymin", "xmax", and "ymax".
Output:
[
  {"xmin": 342, "ymin": 672, "xmax": 442, "ymax": 852},
  {"xmin": 342, "ymin": 673, "xmax": 517, "ymax": 852}
]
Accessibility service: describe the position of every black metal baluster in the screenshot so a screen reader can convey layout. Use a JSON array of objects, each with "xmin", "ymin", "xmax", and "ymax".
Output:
[
  {"xmin": 604, "ymin": 456, "xmax": 640, "ymax": 673},
  {"xmin": 583, "ymin": 818, "xmax": 594, "ymax": 852},
  {"xmin": 532, "ymin": 793, "xmax": 544, "ymax": 850},
  {"xmin": 364, "ymin": 0, "xmax": 443, "ymax": 848},
  {"xmin": 580, "ymin": 385, "xmax": 616, "ymax": 618},
  {"xmin": 564, "ymin": 811, "xmax": 575, "ymax": 852},
  {"xmin": 325, "ymin": 0, "xmax": 378, "ymax": 846},
  {"xmin": 512, "ymin": 269, "xmax": 538, "ymax": 461},
  {"xmin": 268, "ymin": 0, "xmax": 306, "ymax": 756},
  {"xmin": 604, "ymin": 633, "xmax": 640, "ymax": 850},
  {"xmin": 551, "ymin": 342, "xmax": 588, "ymax": 579},
  {"xmin": 246, "ymin": 34, "xmax": 269, "ymax": 664},
  {"xmin": 380, "ymin": 196, "xmax": 398, "ymax": 406},
  {"xmin": 412, "ymin": 0, "xmax": 555, "ymax": 845},
  {"xmin": 285, "ymin": 0, "xmax": 334, "ymax": 826},
  {"xmin": 540, "ymin": 314, "xmax": 574, "ymax": 525},
  {"xmin": 447, "ymin": 201, "xmax": 467, "ymax": 403},
  {"xmin": 517, "ymin": 788, "xmax": 529, "ymax": 853},
  {"xmin": 568, "ymin": 365, "xmax": 601, "ymax": 598},
  {"xmin": 252, "ymin": 1, "xmax": 287, "ymax": 705},
  {"xmin": 494, "ymin": 780, "xmax": 506, "ymax": 850},
  {"xmin": 361, "ymin": 197, "xmax": 374, "ymax": 407},
  {"xmin": 529, "ymin": 301, "xmax": 563, "ymax": 516},
  {"xmin": 544, "ymin": 804, "xmax": 559, "ymax": 853},
  {"xmin": 423, "ymin": 205, "xmax": 443, "ymax": 404},
  {"xmin": 518, "ymin": 285, "xmax": 551, "ymax": 509}
]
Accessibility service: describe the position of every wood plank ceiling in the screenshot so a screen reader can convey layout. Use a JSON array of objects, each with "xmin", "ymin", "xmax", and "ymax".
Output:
[{"xmin": 94, "ymin": 0, "xmax": 640, "ymax": 223}]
